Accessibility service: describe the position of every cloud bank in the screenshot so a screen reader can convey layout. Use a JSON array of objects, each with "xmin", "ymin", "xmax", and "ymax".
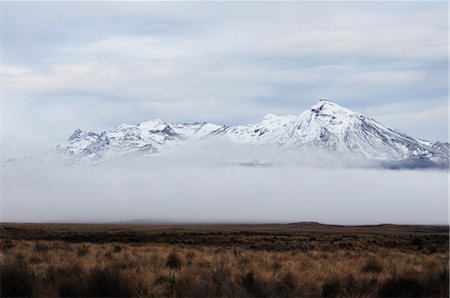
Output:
[{"xmin": 1, "ymin": 162, "xmax": 448, "ymax": 225}]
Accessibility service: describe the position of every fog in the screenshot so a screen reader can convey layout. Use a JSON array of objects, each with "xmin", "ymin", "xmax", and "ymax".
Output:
[{"xmin": 1, "ymin": 161, "xmax": 448, "ymax": 225}]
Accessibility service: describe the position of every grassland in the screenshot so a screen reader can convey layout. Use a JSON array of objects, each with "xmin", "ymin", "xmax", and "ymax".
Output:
[{"xmin": 0, "ymin": 223, "xmax": 448, "ymax": 297}]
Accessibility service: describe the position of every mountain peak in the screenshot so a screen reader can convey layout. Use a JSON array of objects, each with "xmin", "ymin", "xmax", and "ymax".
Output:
[
  {"xmin": 68, "ymin": 129, "xmax": 83, "ymax": 141},
  {"xmin": 262, "ymin": 113, "xmax": 279, "ymax": 121},
  {"xmin": 309, "ymin": 99, "xmax": 355, "ymax": 116},
  {"xmin": 138, "ymin": 118, "xmax": 168, "ymax": 131}
]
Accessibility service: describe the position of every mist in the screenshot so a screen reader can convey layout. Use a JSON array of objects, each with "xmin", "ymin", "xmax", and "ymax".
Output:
[{"xmin": 1, "ymin": 160, "xmax": 448, "ymax": 225}]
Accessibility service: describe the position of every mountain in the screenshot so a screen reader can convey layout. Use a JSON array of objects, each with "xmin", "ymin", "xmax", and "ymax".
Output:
[
  {"xmin": 51, "ymin": 119, "xmax": 223, "ymax": 164},
  {"xmin": 50, "ymin": 99, "xmax": 449, "ymax": 168}
]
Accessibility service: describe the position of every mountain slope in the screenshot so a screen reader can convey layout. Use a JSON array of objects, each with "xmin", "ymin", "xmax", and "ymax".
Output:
[
  {"xmin": 51, "ymin": 120, "xmax": 222, "ymax": 164},
  {"xmin": 50, "ymin": 100, "xmax": 449, "ymax": 168}
]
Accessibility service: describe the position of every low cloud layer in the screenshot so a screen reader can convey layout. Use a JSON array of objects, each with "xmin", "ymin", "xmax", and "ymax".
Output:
[{"xmin": 2, "ymin": 162, "xmax": 447, "ymax": 225}]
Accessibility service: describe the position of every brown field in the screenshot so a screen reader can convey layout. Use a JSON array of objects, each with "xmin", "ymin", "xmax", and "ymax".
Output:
[{"xmin": 0, "ymin": 223, "xmax": 448, "ymax": 297}]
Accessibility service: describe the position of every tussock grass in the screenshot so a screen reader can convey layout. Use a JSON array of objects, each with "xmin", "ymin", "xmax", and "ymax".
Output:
[
  {"xmin": 0, "ymin": 223, "xmax": 448, "ymax": 297},
  {"xmin": 1, "ymin": 258, "xmax": 35, "ymax": 297},
  {"xmin": 0, "ymin": 239, "xmax": 448, "ymax": 297},
  {"xmin": 166, "ymin": 251, "xmax": 183, "ymax": 270},
  {"xmin": 361, "ymin": 256, "xmax": 384, "ymax": 273}
]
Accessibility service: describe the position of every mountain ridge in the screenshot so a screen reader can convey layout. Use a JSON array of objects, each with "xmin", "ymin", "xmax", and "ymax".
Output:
[{"xmin": 49, "ymin": 99, "xmax": 449, "ymax": 168}]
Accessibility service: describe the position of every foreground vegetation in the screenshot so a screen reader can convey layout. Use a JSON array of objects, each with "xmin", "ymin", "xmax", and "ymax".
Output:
[{"xmin": 0, "ymin": 223, "xmax": 448, "ymax": 297}]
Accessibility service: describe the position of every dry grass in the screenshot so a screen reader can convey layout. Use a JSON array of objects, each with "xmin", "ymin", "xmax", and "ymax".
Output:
[
  {"xmin": 0, "ymin": 223, "xmax": 448, "ymax": 297},
  {"xmin": 0, "ymin": 240, "xmax": 448, "ymax": 297}
]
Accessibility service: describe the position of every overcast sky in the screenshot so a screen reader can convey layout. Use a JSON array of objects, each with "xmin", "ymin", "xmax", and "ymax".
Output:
[{"xmin": 2, "ymin": 1, "xmax": 448, "ymax": 157}]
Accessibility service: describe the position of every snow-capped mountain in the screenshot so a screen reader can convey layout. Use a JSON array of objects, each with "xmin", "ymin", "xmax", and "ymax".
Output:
[
  {"xmin": 52, "ymin": 119, "xmax": 222, "ymax": 163},
  {"xmin": 50, "ymin": 99, "xmax": 449, "ymax": 168}
]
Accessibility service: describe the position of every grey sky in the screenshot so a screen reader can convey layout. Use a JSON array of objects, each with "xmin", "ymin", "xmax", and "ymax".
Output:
[{"xmin": 2, "ymin": 1, "xmax": 448, "ymax": 157}]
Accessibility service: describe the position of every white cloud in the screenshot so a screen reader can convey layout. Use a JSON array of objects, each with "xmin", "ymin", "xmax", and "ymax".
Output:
[{"xmin": 2, "ymin": 163, "xmax": 448, "ymax": 224}]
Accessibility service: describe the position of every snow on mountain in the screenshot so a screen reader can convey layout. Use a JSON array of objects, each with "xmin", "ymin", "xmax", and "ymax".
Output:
[
  {"xmin": 49, "ymin": 99, "xmax": 449, "ymax": 168},
  {"xmin": 51, "ymin": 119, "xmax": 222, "ymax": 164}
]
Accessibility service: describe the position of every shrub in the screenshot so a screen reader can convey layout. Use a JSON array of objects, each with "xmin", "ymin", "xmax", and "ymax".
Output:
[
  {"xmin": 426, "ymin": 244, "xmax": 437, "ymax": 254},
  {"xmin": 322, "ymin": 276, "xmax": 343, "ymax": 297},
  {"xmin": 34, "ymin": 241, "xmax": 49, "ymax": 252},
  {"xmin": 411, "ymin": 237, "xmax": 425, "ymax": 248},
  {"xmin": 29, "ymin": 254, "xmax": 43, "ymax": 264},
  {"xmin": 165, "ymin": 252, "xmax": 182, "ymax": 269},
  {"xmin": 278, "ymin": 271, "xmax": 298, "ymax": 296},
  {"xmin": 242, "ymin": 272, "xmax": 257, "ymax": 294},
  {"xmin": 58, "ymin": 275, "xmax": 86, "ymax": 297},
  {"xmin": 242, "ymin": 271, "xmax": 266, "ymax": 297},
  {"xmin": 1, "ymin": 238, "xmax": 14, "ymax": 250},
  {"xmin": 343, "ymin": 274, "xmax": 377, "ymax": 297},
  {"xmin": 113, "ymin": 244, "xmax": 122, "ymax": 253},
  {"xmin": 211, "ymin": 262, "xmax": 233, "ymax": 296},
  {"xmin": 86, "ymin": 266, "xmax": 132, "ymax": 297},
  {"xmin": 185, "ymin": 250, "xmax": 195, "ymax": 265},
  {"xmin": 361, "ymin": 257, "xmax": 383, "ymax": 273},
  {"xmin": 153, "ymin": 274, "xmax": 176, "ymax": 296},
  {"xmin": 272, "ymin": 261, "xmax": 282, "ymax": 272},
  {"xmin": 76, "ymin": 245, "xmax": 89, "ymax": 257},
  {"xmin": 174, "ymin": 269, "xmax": 198, "ymax": 297},
  {"xmin": 0, "ymin": 259, "xmax": 35, "ymax": 297},
  {"xmin": 378, "ymin": 275, "xmax": 426, "ymax": 297},
  {"xmin": 46, "ymin": 263, "xmax": 84, "ymax": 288},
  {"xmin": 421, "ymin": 266, "xmax": 449, "ymax": 297}
]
